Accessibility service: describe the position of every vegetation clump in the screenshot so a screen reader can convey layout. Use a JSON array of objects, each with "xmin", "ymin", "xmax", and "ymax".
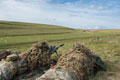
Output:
[
  {"xmin": 36, "ymin": 43, "xmax": 105, "ymax": 80},
  {"xmin": 19, "ymin": 41, "xmax": 51, "ymax": 71}
]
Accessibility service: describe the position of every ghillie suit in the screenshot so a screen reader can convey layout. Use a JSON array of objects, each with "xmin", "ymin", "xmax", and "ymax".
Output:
[
  {"xmin": 0, "ymin": 41, "xmax": 52, "ymax": 80},
  {"xmin": 36, "ymin": 43, "xmax": 105, "ymax": 80},
  {"xmin": 19, "ymin": 41, "xmax": 51, "ymax": 71}
]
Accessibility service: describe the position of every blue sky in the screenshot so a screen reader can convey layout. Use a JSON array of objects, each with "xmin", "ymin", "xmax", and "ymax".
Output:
[
  {"xmin": 50, "ymin": 0, "xmax": 79, "ymax": 4},
  {"xmin": 0, "ymin": 0, "xmax": 120, "ymax": 29}
]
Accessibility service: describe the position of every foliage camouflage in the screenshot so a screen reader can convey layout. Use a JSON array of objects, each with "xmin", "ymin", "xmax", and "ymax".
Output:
[
  {"xmin": 19, "ymin": 41, "xmax": 51, "ymax": 71},
  {"xmin": 36, "ymin": 43, "xmax": 105, "ymax": 80},
  {"xmin": 0, "ymin": 41, "xmax": 52, "ymax": 80}
]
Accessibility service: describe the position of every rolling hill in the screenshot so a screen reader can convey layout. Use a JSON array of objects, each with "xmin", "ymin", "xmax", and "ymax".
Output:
[{"xmin": 0, "ymin": 21, "xmax": 120, "ymax": 80}]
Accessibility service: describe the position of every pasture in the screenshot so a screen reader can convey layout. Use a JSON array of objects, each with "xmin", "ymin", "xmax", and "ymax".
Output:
[{"xmin": 0, "ymin": 21, "xmax": 120, "ymax": 80}]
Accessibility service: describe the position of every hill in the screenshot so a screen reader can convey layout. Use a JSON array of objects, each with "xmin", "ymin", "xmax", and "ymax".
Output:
[
  {"xmin": 0, "ymin": 21, "xmax": 74, "ymax": 51},
  {"xmin": 0, "ymin": 21, "xmax": 120, "ymax": 80}
]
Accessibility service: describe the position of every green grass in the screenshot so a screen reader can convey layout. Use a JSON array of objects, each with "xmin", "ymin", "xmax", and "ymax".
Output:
[{"xmin": 0, "ymin": 21, "xmax": 120, "ymax": 80}]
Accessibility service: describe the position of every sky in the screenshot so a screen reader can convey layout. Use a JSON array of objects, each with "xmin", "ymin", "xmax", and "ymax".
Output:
[{"xmin": 0, "ymin": 0, "xmax": 120, "ymax": 29}]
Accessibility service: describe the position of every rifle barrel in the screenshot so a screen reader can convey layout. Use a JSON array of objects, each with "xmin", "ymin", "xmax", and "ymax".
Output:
[{"xmin": 59, "ymin": 44, "xmax": 64, "ymax": 47}]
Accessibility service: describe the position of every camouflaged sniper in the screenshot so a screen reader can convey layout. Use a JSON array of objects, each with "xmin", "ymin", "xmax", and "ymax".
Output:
[
  {"xmin": 36, "ymin": 43, "xmax": 106, "ymax": 80},
  {"xmin": 0, "ymin": 42, "xmax": 105, "ymax": 80}
]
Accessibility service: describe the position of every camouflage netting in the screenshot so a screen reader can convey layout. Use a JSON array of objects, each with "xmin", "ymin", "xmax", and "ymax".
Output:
[
  {"xmin": 0, "ymin": 42, "xmax": 105, "ymax": 80},
  {"xmin": 0, "ymin": 41, "xmax": 52, "ymax": 80},
  {"xmin": 36, "ymin": 43, "xmax": 98, "ymax": 80},
  {"xmin": 19, "ymin": 41, "xmax": 51, "ymax": 71}
]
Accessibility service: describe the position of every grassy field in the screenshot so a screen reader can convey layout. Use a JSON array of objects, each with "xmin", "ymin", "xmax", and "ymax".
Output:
[{"xmin": 0, "ymin": 21, "xmax": 120, "ymax": 80}]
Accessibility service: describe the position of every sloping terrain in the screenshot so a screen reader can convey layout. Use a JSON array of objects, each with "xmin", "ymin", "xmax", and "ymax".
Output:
[
  {"xmin": 0, "ymin": 21, "xmax": 73, "ymax": 51},
  {"xmin": 0, "ymin": 21, "xmax": 120, "ymax": 80}
]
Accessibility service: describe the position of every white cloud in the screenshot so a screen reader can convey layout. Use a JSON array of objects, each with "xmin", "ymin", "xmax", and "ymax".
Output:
[
  {"xmin": 0, "ymin": 0, "xmax": 120, "ymax": 29},
  {"xmin": 97, "ymin": 6, "xmax": 104, "ymax": 10},
  {"xmin": 90, "ymin": 5, "xmax": 95, "ymax": 8}
]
